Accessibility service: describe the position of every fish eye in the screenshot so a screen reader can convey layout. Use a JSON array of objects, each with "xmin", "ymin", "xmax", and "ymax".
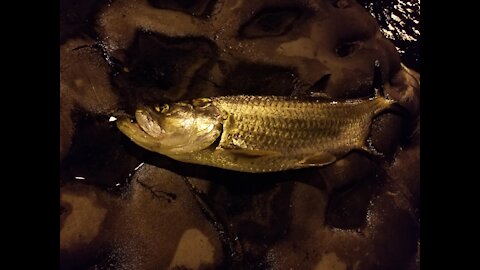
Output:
[
  {"xmin": 155, "ymin": 104, "xmax": 169, "ymax": 113},
  {"xmin": 192, "ymin": 98, "xmax": 212, "ymax": 108}
]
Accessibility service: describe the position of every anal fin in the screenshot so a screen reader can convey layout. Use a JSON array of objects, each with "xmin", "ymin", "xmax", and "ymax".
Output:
[{"xmin": 299, "ymin": 152, "xmax": 337, "ymax": 166}]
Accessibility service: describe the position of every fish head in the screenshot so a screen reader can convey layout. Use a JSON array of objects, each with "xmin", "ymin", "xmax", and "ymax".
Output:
[{"xmin": 118, "ymin": 98, "xmax": 222, "ymax": 155}]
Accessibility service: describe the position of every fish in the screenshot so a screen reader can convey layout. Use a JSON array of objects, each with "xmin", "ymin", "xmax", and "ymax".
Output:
[{"xmin": 116, "ymin": 88, "xmax": 398, "ymax": 173}]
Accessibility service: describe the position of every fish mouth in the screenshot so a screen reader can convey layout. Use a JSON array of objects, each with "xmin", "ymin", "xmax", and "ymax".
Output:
[
  {"xmin": 116, "ymin": 116, "xmax": 152, "ymax": 140},
  {"xmin": 133, "ymin": 107, "xmax": 166, "ymax": 138},
  {"xmin": 116, "ymin": 116, "xmax": 163, "ymax": 153},
  {"xmin": 115, "ymin": 103, "xmax": 175, "ymax": 155},
  {"xmin": 116, "ymin": 105, "xmax": 169, "ymax": 151}
]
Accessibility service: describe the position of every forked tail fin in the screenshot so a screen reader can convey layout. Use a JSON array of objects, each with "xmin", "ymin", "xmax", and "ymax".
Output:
[
  {"xmin": 371, "ymin": 60, "xmax": 409, "ymax": 117},
  {"xmin": 363, "ymin": 60, "xmax": 411, "ymax": 158}
]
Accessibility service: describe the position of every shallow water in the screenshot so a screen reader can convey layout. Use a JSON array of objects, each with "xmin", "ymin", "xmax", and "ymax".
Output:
[{"xmin": 360, "ymin": 0, "xmax": 420, "ymax": 71}]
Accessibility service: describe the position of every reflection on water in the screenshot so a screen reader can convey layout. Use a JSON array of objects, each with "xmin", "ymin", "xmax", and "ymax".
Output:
[{"xmin": 360, "ymin": 0, "xmax": 420, "ymax": 71}]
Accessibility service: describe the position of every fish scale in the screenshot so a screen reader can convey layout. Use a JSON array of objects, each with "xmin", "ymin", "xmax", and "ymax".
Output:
[{"xmin": 212, "ymin": 95, "xmax": 390, "ymax": 153}]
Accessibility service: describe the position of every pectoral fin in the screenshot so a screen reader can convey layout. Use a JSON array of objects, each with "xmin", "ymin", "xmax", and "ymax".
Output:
[{"xmin": 299, "ymin": 152, "xmax": 337, "ymax": 166}]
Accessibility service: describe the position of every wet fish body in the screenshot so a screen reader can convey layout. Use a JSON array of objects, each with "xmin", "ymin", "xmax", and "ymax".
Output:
[{"xmin": 117, "ymin": 94, "xmax": 395, "ymax": 173}]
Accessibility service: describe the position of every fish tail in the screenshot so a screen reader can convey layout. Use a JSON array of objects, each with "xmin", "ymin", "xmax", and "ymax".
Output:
[
  {"xmin": 364, "ymin": 60, "xmax": 409, "ymax": 158},
  {"xmin": 370, "ymin": 59, "xmax": 410, "ymax": 118}
]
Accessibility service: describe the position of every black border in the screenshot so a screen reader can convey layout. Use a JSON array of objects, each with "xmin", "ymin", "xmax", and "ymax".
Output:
[{"xmin": 7, "ymin": 1, "xmax": 59, "ymax": 268}]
